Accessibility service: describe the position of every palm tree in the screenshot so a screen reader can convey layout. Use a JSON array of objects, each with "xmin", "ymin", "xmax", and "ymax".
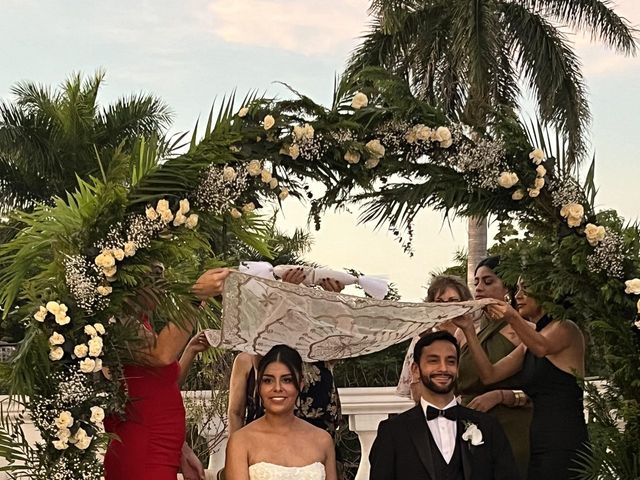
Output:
[
  {"xmin": 346, "ymin": 0, "xmax": 637, "ymax": 285},
  {"xmin": 0, "ymin": 70, "xmax": 172, "ymax": 216}
]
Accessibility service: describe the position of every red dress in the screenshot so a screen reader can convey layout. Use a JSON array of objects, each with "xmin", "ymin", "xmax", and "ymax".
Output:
[{"xmin": 104, "ymin": 362, "xmax": 185, "ymax": 479}]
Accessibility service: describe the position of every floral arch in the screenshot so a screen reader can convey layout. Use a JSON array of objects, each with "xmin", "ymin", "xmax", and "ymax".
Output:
[{"xmin": 0, "ymin": 73, "xmax": 638, "ymax": 478}]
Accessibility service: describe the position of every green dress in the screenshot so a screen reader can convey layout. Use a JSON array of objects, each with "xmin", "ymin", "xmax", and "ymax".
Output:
[{"xmin": 457, "ymin": 315, "xmax": 532, "ymax": 478}]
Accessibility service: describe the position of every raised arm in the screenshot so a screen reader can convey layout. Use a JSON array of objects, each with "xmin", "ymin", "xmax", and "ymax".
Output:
[
  {"xmin": 453, "ymin": 315, "xmax": 525, "ymax": 385},
  {"xmin": 227, "ymin": 353, "xmax": 254, "ymax": 434},
  {"xmin": 178, "ymin": 331, "xmax": 211, "ymax": 385}
]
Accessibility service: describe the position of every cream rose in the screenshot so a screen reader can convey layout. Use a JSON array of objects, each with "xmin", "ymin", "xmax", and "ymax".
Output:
[
  {"xmin": 179, "ymin": 199, "xmax": 190, "ymax": 215},
  {"xmin": 123, "ymin": 241, "xmax": 137, "ymax": 257},
  {"xmin": 247, "ymin": 160, "xmax": 262, "ymax": 176},
  {"xmin": 74, "ymin": 344, "xmax": 88, "ymax": 358},
  {"xmin": 536, "ymin": 165, "xmax": 547, "ymax": 177},
  {"xmin": 534, "ymin": 177, "xmax": 545, "ymax": 189},
  {"xmin": 584, "ymin": 223, "xmax": 606, "ymax": 246},
  {"xmin": 560, "ymin": 203, "xmax": 584, "ymax": 228},
  {"xmin": 529, "ymin": 148, "xmax": 545, "ymax": 165},
  {"xmin": 344, "ymin": 150, "xmax": 361, "ymax": 164},
  {"xmin": 55, "ymin": 313, "xmax": 71, "ymax": 326},
  {"xmin": 94, "ymin": 323, "xmax": 106, "ymax": 335},
  {"xmin": 103, "ymin": 265, "xmax": 117, "ymax": 278},
  {"xmin": 365, "ymin": 157, "xmax": 380, "ymax": 169},
  {"xmin": 242, "ymin": 202, "xmax": 256, "ymax": 213},
  {"xmin": 404, "ymin": 128, "xmax": 418, "ymax": 144},
  {"xmin": 173, "ymin": 211, "xmax": 187, "ymax": 227},
  {"xmin": 238, "ymin": 107, "xmax": 249, "ymax": 118},
  {"xmin": 512, "ymin": 189, "xmax": 525, "ymax": 201},
  {"xmin": 84, "ymin": 325, "xmax": 97, "ymax": 337},
  {"xmin": 55, "ymin": 411, "xmax": 74, "ymax": 430},
  {"xmin": 287, "ymin": 144, "xmax": 300, "ymax": 159},
  {"xmin": 53, "ymin": 439, "xmax": 69, "ymax": 450},
  {"xmin": 80, "ymin": 358, "xmax": 96, "ymax": 373},
  {"xmin": 49, "ymin": 347, "xmax": 64, "ymax": 361},
  {"xmin": 263, "ymin": 115, "xmax": 275, "ymax": 130},
  {"xmin": 624, "ymin": 278, "xmax": 640, "ymax": 295},
  {"xmin": 415, "ymin": 125, "xmax": 432, "ymax": 142},
  {"xmin": 112, "ymin": 248, "xmax": 125, "ymax": 262},
  {"xmin": 34, "ymin": 306, "xmax": 48, "ymax": 322},
  {"xmin": 365, "ymin": 139, "xmax": 385, "ymax": 159},
  {"xmin": 185, "ymin": 214, "xmax": 199, "ymax": 229},
  {"xmin": 88, "ymin": 336, "xmax": 103, "ymax": 357},
  {"xmin": 230, "ymin": 208, "xmax": 242, "ymax": 219},
  {"xmin": 96, "ymin": 285, "xmax": 112, "ymax": 296},
  {"xmin": 90, "ymin": 406, "xmax": 105, "ymax": 425},
  {"xmin": 93, "ymin": 358, "xmax": 103, "ymax": 372},
  {"xmin": 434, "ymin": 126, "xmax": 452, "ymax": 144},
  {"xmin": 293, "ymin": 123, "xmax": 314, "ymax": 141},
  {"xmin": 156, "ymin": 199, "xmax": 170, "ymax": 213},
  {"xmin": 160, "ymin": 208, "xmax": 174, "ymax": 223},
  {"xmin": 49, "ymin": 332, "xmax": 65, "ymax": 346},
  {"xmin": 279, "ymin": 188, "xmax": 289, "ymax": 200},
  {"xmin": 269, "ymin": 178, "xmax": 279, "ymax": 189},
  {"xmin": 145, "ymin": 206, "xmax": 158, "ymax": 221},
  {"xmin": 46, "ymin": 301, "xmax": 61, "ymax": 315},
  {"xmin": 222, "ymin": 166, "xmax": 237, "ymax": 182},
  {"xmin": 73, "ymin": 428, "xmax": 92, "ymax": 450},
  {"xmin": 351, "ymin": 92, "xmax": 368, "ymax": 110},
  {"xmin": 528, "ymin": 188, "xmax": 541, "ymax": 198},
  {"xmin": 497, "ymin": 172, "xmax": 519, "ymax": 189},
  {"xmin": 260, "ymin": 169, "xmax": 272, "ymax": 183},
  {"xmin": 94, "ymin": 252, "xmax": 115, "ymax": 269}
]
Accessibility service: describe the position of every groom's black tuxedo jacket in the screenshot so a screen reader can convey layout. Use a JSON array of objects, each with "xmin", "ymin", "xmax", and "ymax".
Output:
[{"xmin": 369, "ymin": 404, "xmax": 520, "ymax": 480}]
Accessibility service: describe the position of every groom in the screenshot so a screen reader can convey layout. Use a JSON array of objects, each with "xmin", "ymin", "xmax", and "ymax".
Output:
[{"xmin": 370, "ymin": 331, "xmax": 519, "ymax": 480}]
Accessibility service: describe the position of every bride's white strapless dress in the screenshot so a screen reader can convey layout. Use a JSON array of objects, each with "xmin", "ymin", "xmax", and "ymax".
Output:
[{"xmin": 249, "ymin": 461, "xmax": 326, "ymax": 480}]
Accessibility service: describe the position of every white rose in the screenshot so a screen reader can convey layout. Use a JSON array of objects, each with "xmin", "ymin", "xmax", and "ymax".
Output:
[
  {"xmin": 624, "ymin": 278, "xmax": 640, "ymax": 295},
  {"xmin": 365, "ymin": 157, "xmax": 380, "ymax": 169},
  {"xmin": 173, "ymin": 211, "xmax": 187, "ymax": 227},
  {"xmin": 497, "ymin": 172, "xmax": 519, "ymax": 189},
  {"xmin": 96, "ymin": 285, "xmax": 112, "ymax": 296},
  {"xmin": 145, "ymin": 206, "xmax": 158, "ymax": 221},
  {"xmin": 55, "ymin": 313, "xmax": 71, "ymax": 326},
  {"xmin": 365, "ymin": 139, "xmax": 385, "ymax": 159},
  {"xmin": 242, "ymin": 202, "xmax": 256, "ymax": 213},
  {"xmin": 84, "ymin": 325, "xmax": 97, "ymax": 337},
  {"xmin": 279, "ymin": 188, "xmax": 289, "ymax": 200},
  {"xmin": 94, "ymin": 323, "xmax": 105, "ymax": 335},
  {"xmin": 247, "ymin": 160, "xmax": 262, "ymax": 176},
  {"xmin": 90, "ymin": 406, "xmax": 105, "ymax": 425},
  {"xmin": 269, "ymin": 178, "xmax": 279, "ymax": 189},
  {"xmin": 528, "ymin": 188, "xmax": 541, "ymax": 198},
  {"xmin": 529, "ymin": 148, "xmax": 545, "ymax": 165},
  {"xmin": 53, "ymin": 440, "xmax": 68, "ymax": 450},
  {"xmin": 102, "ymin": 266, "xmax": 117, "ymax": 278},
  {"xmin": 344, "ymin": 150, "xmax": 361, "ymax": 164},
  {"xmin": 123, "ymin": 241, "xmax": 137, "ymax": 257},
  {"xmin": 230, "ymin": 208, "xmax": 242, "ymax": 219},
  {"xmin": 94, "ymin": 252, "xmax": 115, "ymax": 269},
  {"xmin": 512, "ymin": 189, "xmax": 525, "ymax": 201},
  {"xmin": 287, "ymin": 144, "xmax": 301, "ymax": 159},
  {"xmin": 46, "ymin": 301, "xmax": 61, "ymax": 315},
  {"xmin": 238, "ymin": 107, "xmax": 249, "ymax": 118},
  {"xmin": 80, "ymin": 358, "xmax": 96, "ymax": 373},
  {"xmin": 462, "ymin": 423, "xmax": 484, "ymax": 446},
  {"xmin": 93, "ymin": 358, "xmax": 103, "ymax": 372},
  {"xmin": 351, "ymin": 92, "xmax": 369, "ymax": 110},
  {"xmin": 49, "ymin": 332, "xmax": 65, "ymax": 346},
  {"xmin": 560, "ymin": 203, "xmax": 584, "ymax": 228},
  {"xmin": 88, "ymin": 337, "xmax": 103, "ymax": 357},
  {"xmin": 584, "ymin": 223, "xmax": 606, "ymax": 247},
  {"xmin": 534, "ymin": 177, "xmax": 545, "ymax": 189},
  {"xmin": 404, "ymin": 128, "xmax": 418, "ymax": 144},
  {"xmin": 74, "ymin": 344, "xmax": 88, "ymax": 358},
  {"xmin": 160, "ymin": 208, "xmax": 174, "ymax": 224},
  {"xmin": 178, "ymin": 199, "xmax": 190, "ymax": 215},
  {"xmin": 440, "ymin": 138, "xmax": 453, "ymax": 148},
  {"xmin": 73, "ymin": 428, "xmax": 91, "ymax": 450},
  {"xmin": 185, "ymin": 214, "xmax": 199, "ymax": 229},
  {"xmin": 156, "ymin": 199, "xmax": 170, "ymax": 213},
  {"xmin": 434, "ymin": 126, "xmax": 452, "ymax": 143},
  {"xmin": 57, "ymin": 427, "xmax": 72, "ymax": 441},
  {"xmin": 34, "ymin": 306, "xmax": 48, "ymax": 322},
  {"xmin": 637, "ymin": 299, "xmax": 640, "ymax": 315},
  {"xmin": 222, "ymin": 166, "xmax": 237, "ymax": 182},
  {"xmin": 263, "ymin": 115, "xmax": 275, "ymax": 130},
  {"xmin": 260, "ymin": 170, "xmax": 272, "ymax": 183},
  {"xmin": 536, "ymin": 165, "xmax": 547, "ymax": 177},
  {"xmin": 112, "ymin": 248, "xmax": 125, "ymax": 262},
  {"xmin": 49, "ymin": 347, "xmax": 64, "ymax": 361},
  {"xmin": 293, "ymin": 123, "xmax": 314, "ymax": 141},
  {"xmin": 55, "ymin": 411, "xmax": 74, "ymax": 429},
  {"xmin": 415, "ymin": 125, "xmax": 432, "ymax": 141}
]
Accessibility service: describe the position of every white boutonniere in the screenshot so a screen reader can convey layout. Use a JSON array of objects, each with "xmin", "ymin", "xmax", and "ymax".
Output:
[{"xmin": 462, "ymin": 421, "xmax": 484, "ymax": 446}]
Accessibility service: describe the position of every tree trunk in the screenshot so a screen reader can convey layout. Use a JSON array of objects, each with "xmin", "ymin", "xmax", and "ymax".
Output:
[{"xmin": 467, "ymin": 216, "xmax": 487, "ymax": 291}]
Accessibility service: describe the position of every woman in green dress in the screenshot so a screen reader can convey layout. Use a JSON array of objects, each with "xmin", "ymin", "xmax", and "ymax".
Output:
[{"xmin": 457, "ymin": 256, "xmax": 532, "ymax": 478}]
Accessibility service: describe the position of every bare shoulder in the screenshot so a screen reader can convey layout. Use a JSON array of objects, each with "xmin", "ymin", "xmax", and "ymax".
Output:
[
  {"xmin": 549, "ymin": 319, "xmax": 583, "ymax": 336},
  {"xmin": 233, "ymin": 352, "xmax": 257, "ymax": 371}
]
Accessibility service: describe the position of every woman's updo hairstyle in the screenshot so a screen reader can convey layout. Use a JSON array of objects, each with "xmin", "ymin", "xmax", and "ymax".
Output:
[
  {"xmin": 256, "ymin": 344, "xmax": 304, "ymax": 393},
  {"xmin": 474, "ymin": 255, "xmax": 501, "ymax": 276}
]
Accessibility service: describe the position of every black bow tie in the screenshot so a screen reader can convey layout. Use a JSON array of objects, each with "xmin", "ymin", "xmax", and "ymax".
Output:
[{"xmin": 426, "ymin": 405, "xmax": 458, "ymax": 421}]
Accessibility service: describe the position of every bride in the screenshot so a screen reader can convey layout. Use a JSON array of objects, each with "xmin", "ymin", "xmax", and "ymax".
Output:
[{"xmin": 225, "ymin": 344, "xmax": 337, "ymax": 480}]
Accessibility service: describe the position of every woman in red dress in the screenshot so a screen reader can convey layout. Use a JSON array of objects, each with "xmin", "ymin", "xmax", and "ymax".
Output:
[{"xmin": 104, "ymin": 268, "xmax": 230, "ymax": 480}]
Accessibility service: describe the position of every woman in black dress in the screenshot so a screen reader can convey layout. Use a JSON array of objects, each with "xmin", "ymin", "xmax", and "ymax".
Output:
[{"xmin": 454, "ymin": 277, "xmax": 588, "ymax": 479}]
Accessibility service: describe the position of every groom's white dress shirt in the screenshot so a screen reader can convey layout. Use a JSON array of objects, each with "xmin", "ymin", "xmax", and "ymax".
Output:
[{"xmin": 420, "ymin": 397, "xmax": 458, "ymax": 463}]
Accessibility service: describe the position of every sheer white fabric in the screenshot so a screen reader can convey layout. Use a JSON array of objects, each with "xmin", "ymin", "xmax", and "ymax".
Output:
[
  {"xmin": 249, "ymin": 461, "xmax": 325, "ymax": 480},
  {"xmin": 214, "ymin": 272, "xmax": 491, "ymax": 361}
]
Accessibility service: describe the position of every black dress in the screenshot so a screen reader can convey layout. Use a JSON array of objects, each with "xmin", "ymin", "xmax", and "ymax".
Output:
[
  {"xmin": 522, "ymin": 316, "xmax": 589, "ymax": 480},
  {"xmin": 245, "ymin": 361, "xmax": 341, "ymax": 438}
]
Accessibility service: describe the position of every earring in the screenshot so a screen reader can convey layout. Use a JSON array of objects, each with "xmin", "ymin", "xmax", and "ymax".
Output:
[{"xmin": 504, "ymin": 293, "xmax": 512, "ymax": 304}]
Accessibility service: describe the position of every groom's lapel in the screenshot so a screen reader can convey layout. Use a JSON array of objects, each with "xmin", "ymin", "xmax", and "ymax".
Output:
[
  {"xmin": 406, "ymin": 406, "xmax": 437, "ymax": 480},
  {"xmin": 457, "ymin": 417, "xmax": 473, "ymax": 480}
]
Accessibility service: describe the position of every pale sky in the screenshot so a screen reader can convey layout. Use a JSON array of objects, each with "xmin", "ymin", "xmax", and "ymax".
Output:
[{"xmin": 2, "ymin": 0, "xmax": 639, "ymax": 300}]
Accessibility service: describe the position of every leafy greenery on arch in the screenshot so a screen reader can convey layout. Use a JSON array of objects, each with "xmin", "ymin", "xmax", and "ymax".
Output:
[{"xmin": 0, "ymin": 71, "xmax": 637, "ymax": 478}]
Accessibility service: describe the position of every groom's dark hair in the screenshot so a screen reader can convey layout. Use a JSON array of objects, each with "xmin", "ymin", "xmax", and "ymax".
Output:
[{"xmin": 413, "ymin": 331, "xmax": 460, "ymax": 364}]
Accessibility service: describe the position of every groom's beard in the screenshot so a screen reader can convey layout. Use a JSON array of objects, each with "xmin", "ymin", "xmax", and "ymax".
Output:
[{"xmin": 420, "ymin": 370, "xmax": 457, "ymax": 394}]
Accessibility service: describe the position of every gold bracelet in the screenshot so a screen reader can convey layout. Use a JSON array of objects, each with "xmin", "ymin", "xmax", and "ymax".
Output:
[{"xmin": 512, "ymin": 390, "xmax": 525, "ymax": 407}]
